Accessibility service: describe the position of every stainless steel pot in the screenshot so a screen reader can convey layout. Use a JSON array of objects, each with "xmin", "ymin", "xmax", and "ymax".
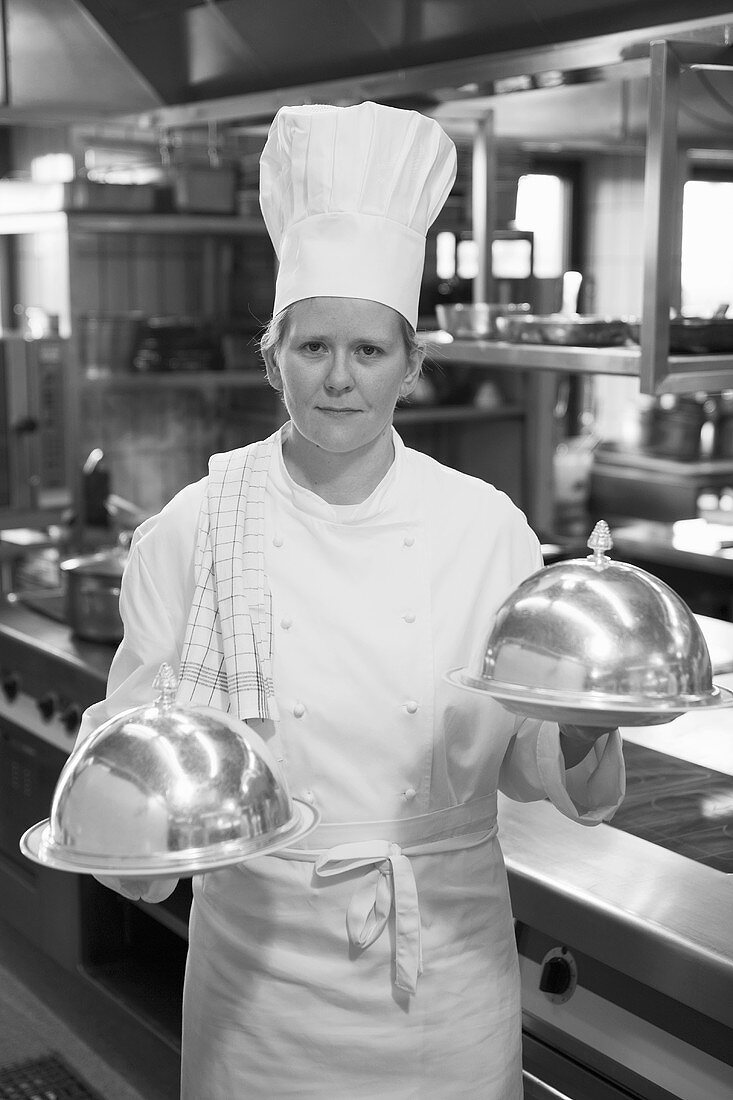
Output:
[{"xmin": 60, "ymin": 546, "xmax": 128, "ymax": 643}]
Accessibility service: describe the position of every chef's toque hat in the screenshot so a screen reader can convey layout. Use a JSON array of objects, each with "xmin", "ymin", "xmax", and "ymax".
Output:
[{"xmin": 260, "ymin": 101, "xmax": 457, "ymax": 329}]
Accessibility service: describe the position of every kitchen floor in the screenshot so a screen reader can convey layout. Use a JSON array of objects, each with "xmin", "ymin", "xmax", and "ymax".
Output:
[{"xmin": 0, "ymin": 918, "xmax": 180, "ymax": 1100}]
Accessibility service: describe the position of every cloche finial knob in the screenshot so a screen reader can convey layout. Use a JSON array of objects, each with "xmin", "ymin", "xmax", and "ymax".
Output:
[
  {"xmin": 587, "ymin": 520, "xmax": 613, "ymax": 567},
  {"xmin": 153, "ymin": 663, "xmax": 178, "ymax": 710}
]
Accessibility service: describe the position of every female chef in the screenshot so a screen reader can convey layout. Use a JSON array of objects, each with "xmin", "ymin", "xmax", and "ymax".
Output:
[{"xmin": 82, "ymin": 102, "xmax": 625, "ymax": 1099}]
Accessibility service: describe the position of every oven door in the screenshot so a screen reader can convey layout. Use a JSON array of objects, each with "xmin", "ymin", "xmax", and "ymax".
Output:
[
  {"xmin": 0, "ymin": 714, "xmax": 87, "ymax": 968},
  {"xmin": 517, "ymin": 922, "xmax": 733, "ymax": 1100},
  {"xmin": 522, "ymin": 1033, "xmax": 670, "ymax": 1099}
]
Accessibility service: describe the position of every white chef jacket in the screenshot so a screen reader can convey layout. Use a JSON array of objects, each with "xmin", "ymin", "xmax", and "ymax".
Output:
[{"xmin": 80, "ymin": 426, "xmax": 624, "ymax": 1100}]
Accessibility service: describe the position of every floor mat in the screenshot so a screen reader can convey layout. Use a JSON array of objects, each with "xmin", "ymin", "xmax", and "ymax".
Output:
[{"xmin": 0, "ymin": 1053, "xmax": 103, "ymax": 1099}]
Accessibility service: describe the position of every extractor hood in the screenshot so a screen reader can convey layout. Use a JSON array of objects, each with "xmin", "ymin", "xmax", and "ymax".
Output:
[{"xmin": 1, "ymin": 0, "xmax": 732, "ymax": 140}]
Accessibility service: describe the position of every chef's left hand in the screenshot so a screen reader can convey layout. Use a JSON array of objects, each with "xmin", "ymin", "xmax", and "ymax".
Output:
[{"xmin": 559, "ymin": 722, "xmax": 617, "ymax": 768}]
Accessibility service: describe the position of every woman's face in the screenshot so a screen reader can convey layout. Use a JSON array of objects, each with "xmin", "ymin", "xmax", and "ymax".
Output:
[{"xmin": 263, "ymin": 297, "xmax": 421, "ymax": 457}]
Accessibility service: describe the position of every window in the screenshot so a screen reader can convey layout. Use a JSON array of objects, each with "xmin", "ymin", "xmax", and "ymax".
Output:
[
  {"xmin": 681, "ymin": 178, "xmax": 733, "ymax": 317},
  {"xmin": 513, "ymin": 173, "xmax": 570, "ymax": 279}
]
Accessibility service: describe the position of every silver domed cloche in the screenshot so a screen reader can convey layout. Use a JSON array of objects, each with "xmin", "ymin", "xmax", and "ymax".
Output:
[
  {"xmin": 447, "ymin": 521, "xmax": 733, "ymax": 726},
  {"xmin": 21, "ymin": 664, "xmax": 318, "ymax": 875}
]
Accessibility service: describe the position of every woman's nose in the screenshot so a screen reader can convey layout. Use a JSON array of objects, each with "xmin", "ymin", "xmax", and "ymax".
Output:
[{"xmin": 324, "ymin": 352, "xmax": 353, "ymax": 393}]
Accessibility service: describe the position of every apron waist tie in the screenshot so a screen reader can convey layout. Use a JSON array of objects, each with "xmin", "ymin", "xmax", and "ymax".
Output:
[
  {"xmin": 281, "ymin": 825, "xmax": 496, "ymax": 996},
  {"xmin": 316, "ymin": 841, "xmax": 422, "ymax": 994}
]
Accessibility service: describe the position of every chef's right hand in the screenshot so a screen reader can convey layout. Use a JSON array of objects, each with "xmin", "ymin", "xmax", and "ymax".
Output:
[{"xmin": 94, "ymin": 874, "xmax": 179, "ymax": 903}]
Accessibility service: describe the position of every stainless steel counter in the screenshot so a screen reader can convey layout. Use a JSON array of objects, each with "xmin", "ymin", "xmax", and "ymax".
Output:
[
  {"xmin": 500, "ymin": 703, "xmax": 733, "ymax": 1036},
  {"xmin": 613, "ymin": 520, "xmax": 733, "ymax": 579}
]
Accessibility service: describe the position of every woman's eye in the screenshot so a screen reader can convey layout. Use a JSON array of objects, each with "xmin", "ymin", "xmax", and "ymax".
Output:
[
  {"xmin": 359, "ymin": 344, "xmax": 381, "ymax": 357},
  {"xmin": 302, "ymin": 341, "xmax": 324, "ymax": 354}
]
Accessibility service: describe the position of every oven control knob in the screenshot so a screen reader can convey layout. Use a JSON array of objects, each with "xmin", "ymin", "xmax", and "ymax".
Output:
[
  {"xmin": 61, "ymin": 703, "xmax": 82, "ymax": 735},
  {"xmin": 2, "ymin": 672, "xmax": 21, "ymax": 701},
  {"xmin": 37, "ymin": 692, "xmax": 58, "ymax": 721},
  {"xmin": 539, "ymin": 948, "xmax": 577, "ymax": 1004}
]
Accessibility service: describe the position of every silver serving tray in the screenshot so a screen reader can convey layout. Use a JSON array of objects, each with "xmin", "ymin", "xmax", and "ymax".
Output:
[
  {"xmin": 20, "ymin": 798, "xmax": 319, "ymax": 877},
  {"xmin": 446, "ymin": 668, "xmax": 733, "ymax": 727}
]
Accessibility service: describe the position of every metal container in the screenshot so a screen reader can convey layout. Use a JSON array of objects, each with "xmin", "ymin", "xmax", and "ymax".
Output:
[
  {"xmin": 20, "ymin": 664, "xmax": 318, "ymax": 876},
  {"xmin": 436, "ymin": 302, "xmax": 530, "ymax": 340},
  {"xmin": 639, "ymin": 395, "xmax": 706, "ymax": 461},
  {"xmin": 60, "ymin": 547, "xmax": 127, "ymax": 643},
  {"xmin": 448, "ymin": 521, "xmax": 733, "ymax": 726}
]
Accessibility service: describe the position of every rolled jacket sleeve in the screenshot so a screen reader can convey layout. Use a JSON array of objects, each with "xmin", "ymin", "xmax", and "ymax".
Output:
[
  {"xmin": 75, "ymin": 479, "xmax": 203, "ymax": 745},
  {"xmin": 499, "ymin": 717, "xmax": 625, "ymax": 825}
]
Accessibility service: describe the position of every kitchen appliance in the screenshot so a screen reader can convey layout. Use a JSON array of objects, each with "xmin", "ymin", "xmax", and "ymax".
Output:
[
  {"xmin": 22, "ymin": 664, "xmax": 318, "ymax": 876},
  {"xmin": 0, "ymin": 608, "xmax": 101, "ymax": 970},
  {"xmin": 449, "ymin": 520, "xmax": 733, "ymax": 726},
  {"xmin": 0, "ymin": 335, "xmax": 71, "ymax": 518}
]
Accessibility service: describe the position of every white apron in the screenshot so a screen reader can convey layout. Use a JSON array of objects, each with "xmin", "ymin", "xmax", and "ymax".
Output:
[
  {"xmin": 177, "ymin": 433, "xmax": 622, "ymax": 1099},
  {"xmin": 80, "ymin": 427, "xmax": 624, "ymax": 1099}
]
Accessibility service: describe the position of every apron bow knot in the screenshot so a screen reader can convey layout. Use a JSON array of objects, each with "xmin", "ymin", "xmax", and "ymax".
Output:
[{"xmin": 315, "ymin": 840, "xmax": 423, "ymax": 994}]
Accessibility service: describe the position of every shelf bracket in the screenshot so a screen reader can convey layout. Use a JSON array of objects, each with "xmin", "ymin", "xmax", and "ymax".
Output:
[
  {"xmin": 640, "ymin": 38, "xmax": 733, "ymax": 395},
  {"xmin": 471, "ymin": 110, "xmax": 496, "ymax": 306}
]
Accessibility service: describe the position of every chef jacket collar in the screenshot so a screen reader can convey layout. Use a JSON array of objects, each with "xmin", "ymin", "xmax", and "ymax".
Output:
[{"xmin": 271, "ymin": 422, "xmax": 406, "ymax": 525}]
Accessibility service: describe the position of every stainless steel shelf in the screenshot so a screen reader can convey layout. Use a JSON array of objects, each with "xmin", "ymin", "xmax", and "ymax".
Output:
[
  {"xmin": 82, "ymin": 370, "xmax": 267, "ymax": 388},
  {"xmin": 81, "ymin": 373, "xmax": 523, "ymax": 424},
  {"xmin": 66, "ymin": 213, "xmax": 267, "ymax": 235},
  {"xmin": 0, "ymin": 212, "xmax": 266, "ymax": 236},
  {"xmin": 426, "ymin": 339, "xmax": 733, "ymax": 394},
  {"xmin": 394, "ymin": 403, "xmax": 523, "ymax": 425}
]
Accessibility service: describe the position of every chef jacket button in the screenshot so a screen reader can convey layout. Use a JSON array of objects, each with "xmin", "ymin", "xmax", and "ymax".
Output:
[
  {"xmin": 403, "ymin": 787, "xmax": 417, "ymax": 801},
  {"xmin": 403, "ymin": 535, "xmax": 415, "ymax": 547},
  {"xmin": 405, "ymin": 700, "xmax": 419, "ymax": 714},
  {"xmin": 281, "ymin": 616, "xmax": 293, "ymax": 630},
  {"xmin": 402, "ymin": 611, "xmax": 416, "ymax": 623},
  {"xmin": 273, "ymin": 535, "xmax": 284, "ymax": 548},
  {"xmin": 303, "ymin": 790, "xmax": 316, "ymax": 805},
  {"xmin": 293, "ymin": 701, "xmax": 306, "ymax": 718}
]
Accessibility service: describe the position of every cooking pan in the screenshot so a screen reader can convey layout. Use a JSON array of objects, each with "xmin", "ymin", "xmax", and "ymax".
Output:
[
  {"xmin": 497, "ymin": 314, "xmax": 632, "ymax": 348},
  {"xmin": 627, "ymin": 317, "xmax": 733, "ymax": 355}
]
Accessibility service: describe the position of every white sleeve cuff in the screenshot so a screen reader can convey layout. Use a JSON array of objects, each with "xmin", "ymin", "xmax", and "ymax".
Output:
[{"xmin": 536, "ymin": 722, "xmax": 626, "ymax": 825}]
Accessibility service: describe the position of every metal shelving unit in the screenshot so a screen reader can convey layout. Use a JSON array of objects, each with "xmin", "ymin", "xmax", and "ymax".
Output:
[{"xmin": 436, "ymin": 37, "xmax": 733, "ymax": 398}]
